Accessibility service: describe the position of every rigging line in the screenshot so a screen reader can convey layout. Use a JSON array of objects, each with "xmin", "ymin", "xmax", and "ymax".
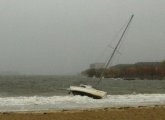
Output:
[
  {"xmin": 117, "ymin": 18, "xmax": 133, "ymax": 53},
  {"xmin": 107, "ymin": 19, "xmax": 131, "ymax": 56},
  {"xmin": 107, "ymin": 20, "xmax": 130, "ymax": 47},
  {"xmin": 97, "ymin": 14, "xmax": 134, "ymax": 85},
  {"xmin": 95, "ymin": 18, "xmax": 129, "ymax": 63}
]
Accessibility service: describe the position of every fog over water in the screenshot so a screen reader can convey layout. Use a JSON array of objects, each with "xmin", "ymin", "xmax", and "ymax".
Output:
[{"xmin": 0, "ymin": 0, "xmax": 165, "ymax": 75}]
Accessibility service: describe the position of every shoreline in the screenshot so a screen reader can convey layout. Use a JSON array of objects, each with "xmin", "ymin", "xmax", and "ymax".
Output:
[
  {"xmin": 0, "ymin": 105, "xmax": 165, "ymax": 120},
  {"xmin": 1, "ymin": 104, "xmax": 165, "ymax": 113}
]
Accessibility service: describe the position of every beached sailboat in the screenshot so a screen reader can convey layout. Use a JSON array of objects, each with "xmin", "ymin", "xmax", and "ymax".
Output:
[
  {"xmin": 69, "ymin": 84, "xmax": 107, "ymax": 99},
  {"xmin": 68, "ymin": 15, "xmax": 134, "ymax": 99}
]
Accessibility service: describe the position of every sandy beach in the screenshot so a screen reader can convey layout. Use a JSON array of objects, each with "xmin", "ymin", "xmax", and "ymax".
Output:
[{"xmin": 0, "ymin": 106, "xmax": 165, "ymax": 120}]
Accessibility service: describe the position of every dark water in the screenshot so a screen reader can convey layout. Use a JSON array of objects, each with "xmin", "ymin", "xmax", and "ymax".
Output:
[{"xmin": 0, "ymin": 75, "xmax": 165, "ymax": 97}]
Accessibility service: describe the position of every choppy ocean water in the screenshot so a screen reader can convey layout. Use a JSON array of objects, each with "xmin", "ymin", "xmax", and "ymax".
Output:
[{"xmin": 0, "ymin": 75, "xmax": 165, "ymax": 111}]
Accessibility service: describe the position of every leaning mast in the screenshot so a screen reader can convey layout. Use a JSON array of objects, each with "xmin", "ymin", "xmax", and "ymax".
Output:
[{"xmin": 98, "ymin": 15, "xmax": 134, "ymax": 83}]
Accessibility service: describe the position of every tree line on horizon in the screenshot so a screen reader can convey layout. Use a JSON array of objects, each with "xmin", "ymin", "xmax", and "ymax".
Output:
[{"xmin": 82, "ymin": 61, "xmax": 165, "ymax": 80}]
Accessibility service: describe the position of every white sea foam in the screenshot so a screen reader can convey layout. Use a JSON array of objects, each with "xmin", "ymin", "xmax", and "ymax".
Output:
[{"xmin": 0, "ymin": 94, "xmax": 165, "ymax": 112}]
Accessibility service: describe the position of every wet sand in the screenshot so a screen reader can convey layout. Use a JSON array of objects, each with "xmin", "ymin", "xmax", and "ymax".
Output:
[{"xmin": 0, "ymin": 106, "xmax": 165, "ymax": 120}]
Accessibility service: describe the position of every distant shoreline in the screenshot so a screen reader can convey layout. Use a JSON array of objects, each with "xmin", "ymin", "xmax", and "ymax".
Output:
[{"xmin": 82, "ymin": 61, "xmax": 165, "ymax": 80}]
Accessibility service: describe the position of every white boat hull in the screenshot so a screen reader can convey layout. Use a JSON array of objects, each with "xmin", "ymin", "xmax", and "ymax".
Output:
[{"xmin": 69, "ymin": 85, "xmax": 107, "ymax": 99}]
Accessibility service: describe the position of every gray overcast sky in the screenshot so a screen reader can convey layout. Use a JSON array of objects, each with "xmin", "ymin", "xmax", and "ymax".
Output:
[{"xmin": 0, "ymin": 0, "xmax": 165, "ymax": 75}]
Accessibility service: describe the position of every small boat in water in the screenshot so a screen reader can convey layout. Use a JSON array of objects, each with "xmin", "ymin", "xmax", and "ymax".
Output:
[
  {"xmin": 68, "ymin": 15, "xmax": 134, "ymax": 99},
  {"xmin": 69, "ymin": 84, "xmax": 107, "ymax": 99}
]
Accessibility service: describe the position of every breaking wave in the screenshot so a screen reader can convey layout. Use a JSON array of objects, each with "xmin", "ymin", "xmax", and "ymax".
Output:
[{"xmin": 0, "ymin": 94, "xmax": 165, "ymax": 112}]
